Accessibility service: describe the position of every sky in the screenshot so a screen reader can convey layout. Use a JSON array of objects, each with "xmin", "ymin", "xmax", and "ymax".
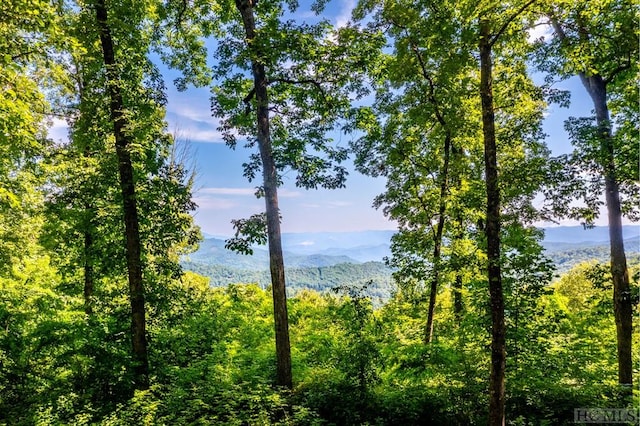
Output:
[
  {"xmin": 159, "ymin": 2, "xmax": 597, "ymax": 237},
  {"xmin": 47, "ymin": 1, "xmax": 620, "ymax": 237},
  {"xmin": 174, "ymin": 78, "xmax": 594, "ymax": 237}
]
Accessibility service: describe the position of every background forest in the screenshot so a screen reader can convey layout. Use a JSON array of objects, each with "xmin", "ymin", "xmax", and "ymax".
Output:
[{"xmin": 1, "ymin": 0, "xmax": 638, "ymax": 425}]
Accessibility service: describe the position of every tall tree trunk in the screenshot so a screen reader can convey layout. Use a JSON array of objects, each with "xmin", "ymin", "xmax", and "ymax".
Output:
[
  {"xmin": 410, "ymin": 44, "xmax": 453, "ymax": 344},
  {"xmin": 83, "ymin": 225, "xmax": 94, "ymax": 316},
  {"xmin": 479, "ymin": 19, "xmax": 506, "ymax": 426},
  {"xmin": 235, "ymin": 0, "xmax": 292, "ymax": 389},
  {"xmin": 94, "ymin": 0, "xmax": 149, "ymax": 390},
  {"xmin": 425, "ymin": 134, "xmax": 451, "ymax": 343},
  {"xmin": 580, "ymin": 75, "xmax": 632, "ymax": 387},
  {"xmin": 550, "ymin": 17, "xmax": 633, "ymax": 388},
  {"xmin": 83, "ymin": 146, "xmax": 94, "ymax": 316},
  {"xmin": 452, "ymin": 215, "xmax": 464, "ymax": 323}
]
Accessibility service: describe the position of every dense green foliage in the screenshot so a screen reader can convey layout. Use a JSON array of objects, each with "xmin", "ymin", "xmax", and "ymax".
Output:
[
  {"xmin": 182, "ymin": 260, "xmax": 393, "ymax": 300},
  {"xmin": 1, "ymin": 0, "xmax": 638, "ymax": 423},
  {"xmin": 1, "ymin": 261, "xmax": 638, "ymax": 425}
]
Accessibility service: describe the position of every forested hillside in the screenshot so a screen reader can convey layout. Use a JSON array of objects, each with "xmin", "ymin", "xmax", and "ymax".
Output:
[
  {"xmin": 182, "ymin": 260, "xmax": 394, "ymax": 300},
  {"xmin": 551, "ymin": 242, "xmax": 640, "ymax": 274},
  {"xmin": 180, "ymin": 234, "xmax": 640, "ymax": 304},
  {"xmin": 1, "ymin": 0, "xmax": 638, "ymax": 424}
]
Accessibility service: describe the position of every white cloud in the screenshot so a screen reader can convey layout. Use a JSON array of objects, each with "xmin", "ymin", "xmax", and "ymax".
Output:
[
  {"xmin": 192, "ymin": 196, "xmax": 237, "ymax": 210},
  {"xmin": 50, "ymin": 117, "xmax": 68, "ymax": 128},
  {"xmin": 279, "ymin": 189, "xmax": 303, "ymax": 198},
  {"xmin": 294, "ymin": 10, "xmax": 319, "ymax": 19},
  {"xmin": 298, "ymin": 241, "xmax": 315, "ymax": 246},
  {"xmin": 199, "ymin": 187, "xmax": 302, "ymax": 198},
  {"xmin": 335, "ymin": 0, "xmax": 356, "ymax": 28},
  {"xmin": 200, "ymin": 187, "xmax": 256, "ymax": 196},
  {"xmin": 169, "ymin": 103, "xmax": 213, "ymax": 124},
  {"xmin": 166, "ymin": 100, "xmax": 230, "ymax": 143},
  {"xmin": 47, "ymin": 118, "xmax": 69, "ymax": 143},
  {"xmin": 527, "ymin": 18, "xmax": 553, "ymax": 43},
  {"xmin": 181, "ymin": 128, "xmax": 225, "ymax": 143},
  {"xmin": 299, "ymin": 200, "xmax": 353, "ymax": 209},
  {"xmin": 328, "ymin": 201, "xmax": 353, "ymax": 207}
]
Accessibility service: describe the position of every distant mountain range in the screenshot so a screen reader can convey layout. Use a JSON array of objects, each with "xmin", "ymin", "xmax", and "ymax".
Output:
[
  {"xmin": 183, "ymin": 226, "xmax": 639, "ymax": 293},
  {"xmin": 190, "ymin": 226, "xmax": 638, "ymax": 266},
  {"xmin": 541, "ymin": 225, "xmax": 639, "ymax": 249}
]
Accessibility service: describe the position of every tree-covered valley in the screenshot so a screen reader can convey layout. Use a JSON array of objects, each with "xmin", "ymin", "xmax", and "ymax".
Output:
[
  {"xmin": 181, "ymin": 228, "xmax": 639, "ymax": 301},
  {"xmin": 1, "ymin": 0, "xmax": 638, "ymax": 424}
]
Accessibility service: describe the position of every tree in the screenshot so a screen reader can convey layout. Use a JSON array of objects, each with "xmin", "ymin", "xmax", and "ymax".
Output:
[
  {"xmin": 159, "ymin": 0, "xmax": 382, "ymax": 388},
  {"xmin": 0, "ymin": 0, "xmax": 61, "ymax": 275},
  {"xmin": 536, "ymin": 0, "xmax": 638, "ymax": 387},
  {"xmin": 91, "ymin": 0, "xmax": 150, "ymax": 389},
  {"xmin": 350, "ymin": 0, "xmax": 483, "ymax": 344},
  {"xmin": 232, "ymin": 0, "xmax": 293, "ymax": 387},
  {"xmin": 477, "ymin": 3, "xmax": 541, "ymax": 423},
  {"xmin": 478, "ymin": 14, "xmax": 507, "ymax": 425},
  {"xmin": 39, "ymin": 0, "xmax": 202, "ymax": 392},
  {"xmin": 352, "ymin": 0, "xmax": 546, "ymax": 423}
]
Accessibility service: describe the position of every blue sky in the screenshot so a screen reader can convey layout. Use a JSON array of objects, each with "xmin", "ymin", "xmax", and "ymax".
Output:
[
  {"xmin": 162, "ymin": 70, "xmax": 392, "ymax": 237},
  {"xmin": 170, "ymin": 77, "xmax": 594, "ymax": 237},
  {"xmin": 45, "ymin": 1, "xmax": 617, "ymax": 237},
  {"xmin": 164, "ymin": 0, "xmax": 395, "ymax": 237},
  {"xmin": 160, "ymin": 2, "xmax": 598, "ymax": 237}
]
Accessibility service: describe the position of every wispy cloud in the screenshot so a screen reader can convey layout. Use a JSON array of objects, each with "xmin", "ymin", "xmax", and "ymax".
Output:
[
  {"xmin": 200, "ymin": 187, "xmax": 256, "ymax": 196},
  {"xmin": 166, "ymin": 105, "xmax": 227, "ymax": 143},
  {"xmin": 192, "ymin": 196, "xmax": 238, "ymax": 210},
  {"xmin": 328, "ymin": 201, "xmax": 353, "ymax": 207},
  {"xmin": 335, "ymin": 0, "xmax": 356, "ymax": 28},
  {"xmin": 199, "ymin": 187, "xmax": 303, "ymax": 198},
  {"xmin": 278, "ymin": 189, "xmax": 303, "ymax": 198},
  {"xmin": 169, "ymin": 103, "xmax": 213, "ymax": 124},
  {"xmin": 301, "ymin": 200, "xmax": 353, "ymax": 208},
  {"xmin": 294, "ymin": 10, "xmax": 319, "ymax": 19},
  {"xmin": 180, "ymin": 128, "xmax": 226, "ymax": 143}
]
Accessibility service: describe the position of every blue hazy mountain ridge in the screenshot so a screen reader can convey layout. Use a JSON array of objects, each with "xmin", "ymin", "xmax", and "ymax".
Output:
[
  {"xmin": 541, "ymin": 226, "xmax": 639, "ymax": 252},
  {"xmin": 188, "ymin": 227, "xmax": 638, "ymax": 268},
  {"xmin": 186, "ymin": 230, "xmax": 396, "ymax": 268},
  {"xmin": 182, "ymin": 226, "xmax": 638, "ymax": 297}
]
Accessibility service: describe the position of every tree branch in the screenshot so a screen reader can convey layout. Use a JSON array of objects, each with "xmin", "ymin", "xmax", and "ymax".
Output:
[
  {"xmin": 490, "ymin": 0, "xmax": 538, "ymax": 47},
  {"xmin": 409, "ymin": 42, "xmax": 447, "ymax": 128},
  {"xmin": 267, "ymin": 77, "xmax": 328, "ymax": 101},
  {"xmin": 243, "ymin": 87, "xmax": 255, "ymax": 115},
  {"xmin": 175, "ymin": 0, "xmax": 188, "ymax": 27},
  {"xmin": 604, "ymin": 58, "xmax": 632, "ymax": 85}
]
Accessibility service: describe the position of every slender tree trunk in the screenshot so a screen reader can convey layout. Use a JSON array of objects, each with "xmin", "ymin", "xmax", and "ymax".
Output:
[
  {"xmin": 452, "ymin": 215, "xmax": 464, "ymax": 323},
  {"xmin": 453, "ymin": 272, "xmax": 464, "ymax": 321},
  {"xmin": 83, "ymin": 226, "xmax": 94, "ymax": 316},
  {"xmin": 580, "ymin": 75, "xmax": 632, "ymax": 387},
  {"xmin": 235, "ymin": 0, "xmax": 292, "ymax": 388},
  {"xmin": 425, "ymin": 134, "xmax": 451, "ymax": 343},
  {"xmin": 549, "ymin": 17, "xmax": 632, "ymax": 387},
  {"xmin": 479, "ymin": 20, "xmax": 506, "ymax": 426},
  {"xmin": 410, "ymin": 44, "xmax": 453, "ymax": 343},
  {"xmin": 94, "ymin": 0, "xmax": 149, "ymax": 390}
]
